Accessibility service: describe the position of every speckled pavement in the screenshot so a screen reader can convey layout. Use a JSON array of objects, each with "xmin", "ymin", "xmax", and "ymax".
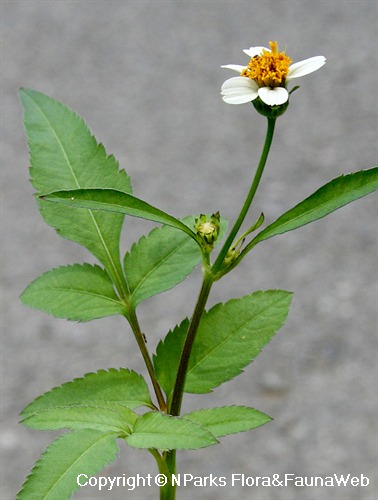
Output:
[{"xmin": 1, "ymin": 2, "xmax": 377, "ymax": 499}]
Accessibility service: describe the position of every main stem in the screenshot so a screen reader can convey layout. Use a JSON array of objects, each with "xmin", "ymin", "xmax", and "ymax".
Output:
[
  {"xmin": 169, "ymin": 273, "xmax": 214, "ymax": 416},
  {"xmin": 162, "ymin": 116, "xmax": 276, "ymax": 499},
  {"xmin": 169, "ymin": 116, "xmax": 276, "ymax": 417}
]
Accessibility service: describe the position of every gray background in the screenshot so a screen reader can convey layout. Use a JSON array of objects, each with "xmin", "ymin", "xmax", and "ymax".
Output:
[{"xmin": 1, "ymin": 1, "xmax": 377, "ymax": 499}]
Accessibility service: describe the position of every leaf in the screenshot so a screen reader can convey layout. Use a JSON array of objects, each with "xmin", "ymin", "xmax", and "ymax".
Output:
[
  {"xmin": 40, "ymin": 188, "xmax": 202, "ymax": 245},
  {"xmin": 21, "ymin": 405, "xmax": 138, "ymax": 434},
  {"xmin": 184, "ymin": 406, "xmax": 272, "ymax": 438},
  {"xmin": 20, "ymin": 263, "xmax": 127, "ymax": 321},
  {"xmin": 249, "ymin": 168, "xmax": 378, "ymax": 248},
  {"xmin": 124, "ymin": 216, "xmax": 202, "ymax": 307},
  {"xmin": 153, "ymin": 319, "xmax": 190, "ymax": 398},
  {"xmin": 21, "ymin": 369, "xmax": 153, "ymax": 420},
  {"xmin": 125, "ymin": 412, "xmax": 218, "ymax": 451},
  {"xmin": 154, "ymin": 290, "xmax": 292, "ymax": 396},
  {"xmin": 124, "ymin": 215, "xmax": 228, "ymax": 307},
  {"xmin": 17, "ymin": 429, "xmax": 119, "ymax": 500},
  {"xmin": 19, "ymin": 88, "xmax": 131, "ymax": 294}
]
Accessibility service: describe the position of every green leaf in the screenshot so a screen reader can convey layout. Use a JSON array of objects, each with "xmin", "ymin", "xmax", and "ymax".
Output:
[
  {"xmin": 20, "ymin": 263, "xmax": 127, "ymax": 321},
  {"xmin": 124, "ymin": 216, "xmax": 202, "ymax": 307},
  {"xmin": 125, "ymin": 411, "xmax": 218, "ymax": 450},
  {"xmin": 17, "ymin": 429, "xmax": 119, "ymax": 500},
  {"xmin": 124, "ymin": 215, "xmax": 228, "ymax": 307},
  {"xmin": 249, "ymin": 168, "xmax": 378, "ymax": 248},
  {"xmin": 21, "ymin": 369, "xmax": 153, "ymax": 420},
  {"xmin": 184, "ymin": 406, "xmax": 272, "ymax": 438},
  {"xmin": 19, "ymin": 88, "xmax": 131, "ymax": 294},
  {"xmin": 153, "ymin": 319, "xmax": 189, "ymax": 398},
  {"xmin": 21, "ymin": 405, "xmax": 138, "ymax": 434},
  {"xmin": 40, "ymin": 188, "xmax": 202, "ymax": 245},
  {"xmin": 154, "ymin": 290, "xmax": 292, "ymax": 396}
]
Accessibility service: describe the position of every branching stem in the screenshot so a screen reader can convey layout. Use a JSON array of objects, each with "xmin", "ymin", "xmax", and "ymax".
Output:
[
  {"xmin": 168, "ymin": 116, "xmax": 276, "ymax": 418},
  {"xmin": 158, "ymin": 117, "xmax": 277, "ymax": 499}
]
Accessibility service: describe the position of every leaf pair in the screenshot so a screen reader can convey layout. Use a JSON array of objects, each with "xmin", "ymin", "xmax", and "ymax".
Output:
[
  {"xmin": 18, "ymin": 409, "xmax": 270, "ymax": 498},
  {"xmin": 19, "ymin": 88, "xmax": 207, "ymax": 318},
  {"xmin": 40, "ymin": 167, "xmax": 378, "ymax": 276},
  {"xmin": 18, "ymin": 368, "xmax": 271, "ymax": 499},
  {"xmin": 20, "ymin": 218, "xmax": 204, "ymax": 321},
  {"xmin": 21, "ymin": 367, "xmax": 270, "ymax": 447}
]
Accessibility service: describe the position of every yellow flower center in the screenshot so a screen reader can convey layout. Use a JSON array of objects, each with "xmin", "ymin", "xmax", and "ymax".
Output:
[
  {"xmin": 199, "ymin": 221, "xmax": 216, "ymax": 236},
  {"xmin": 241, "ymin": 41, "xmax": 292, "ymax": 88}
]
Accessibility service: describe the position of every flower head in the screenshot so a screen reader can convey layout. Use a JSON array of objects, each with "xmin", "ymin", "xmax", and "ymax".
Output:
[
  {"xmin": 195, "ymin": 212, "xmax": 221, "ymax": 252},
  {"xmin": 221, "ymin": 41, "xmax": 326, "ymax": 107}
]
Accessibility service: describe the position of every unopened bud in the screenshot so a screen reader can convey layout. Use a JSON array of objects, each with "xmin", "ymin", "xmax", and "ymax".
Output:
[
  {"xmin": 195, "ymin": 212, "xmax": 220, "ymax": 250},
  {"xmin": 224, "ymin": 247, "xmax": 240, "ymax": 266}
]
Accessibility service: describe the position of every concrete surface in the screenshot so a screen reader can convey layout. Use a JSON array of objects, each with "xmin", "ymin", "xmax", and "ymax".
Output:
[{"xmin": 1, "ymin": 1, "xmax": 377, "ymax": 499}]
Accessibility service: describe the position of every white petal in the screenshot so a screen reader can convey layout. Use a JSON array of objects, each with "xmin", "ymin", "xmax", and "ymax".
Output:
[
  {"xmin": 221, "ymin": 64, "xmax": 247, "ymax": 73},
  {"xmin": 258, "ymin": 87, "xmax": 288, "ymax": 106},
  {"xmin": 221, "ymin": 77, "xmax": 259, "ymax": 104},
  {"xmin": 221, "ymin": 76, "xmax": 258, "ymax": 90},
  {"xmin": 243, "ymin": 46, "xmax": 269, "ymax": 58},
  {"xmin": 286, "ymin": 56, "xmax": 326, "ymax": 80}
]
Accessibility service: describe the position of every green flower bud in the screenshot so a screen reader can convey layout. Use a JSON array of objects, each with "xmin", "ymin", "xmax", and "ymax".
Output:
[
  {"xmin": 195, "ymin": 212, "xmax": 221, "ymax": 251},
  {"xmin": 224, "ymin": 247, "xmax": 240, "ymax": 266}
]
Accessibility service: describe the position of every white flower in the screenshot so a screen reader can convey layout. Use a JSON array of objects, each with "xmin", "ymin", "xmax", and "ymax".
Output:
[{"xmin": 221, "ymin": 41, "xmax": 326, "ymax": 106}]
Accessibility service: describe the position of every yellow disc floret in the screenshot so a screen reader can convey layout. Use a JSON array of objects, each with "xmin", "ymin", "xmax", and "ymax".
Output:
[{"xmin": 241, "ymin": 41, "xmax": 292, "ymax": 88}]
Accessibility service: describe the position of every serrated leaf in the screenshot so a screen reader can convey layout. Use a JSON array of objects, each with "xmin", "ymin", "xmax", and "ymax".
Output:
[
  {"xmin": 125, "ymin": 412, "xmax": 218, "ymax": 451},
  {"xmin": 19, "ymin": 88, "xmax": 131, "ymax": 295},
  {"xmin": 124, "ymin": 216, "xmax": 201, "ymax": 307},
  {"xmin": 124, "ymin": 215, "xmax": 228, "ymax": 307},
  {"xmin": 20, "ymin": 263, "xmax": 127, "ymax": 321},
  {"xmin": 153, "ymin": 319, "xmax": 190, "ymax": 398},
  {"xmin": 154, "ymin": 290, "xmax": 292, "ymax": 396},
  {"xmin": 40, "ymin": 188, "xmax": 202, "ymax": 245},
  {"xmin": 184, "ymin": 406, "xmax": 271, "ymax": 438},
  {"xmin": 21, "ymin": 369, "xmax": 153, "ymax": 420},
  {"xmin": 249, "ymin": 168, "xmax": 378, "ymax": 248},
  {"xmin": 17, "ymin": 429, "xmax": 119, "ymax": 500},
  {"xmin": 21, "ymin": 405, "xmax": 138, "ymax": 434}
]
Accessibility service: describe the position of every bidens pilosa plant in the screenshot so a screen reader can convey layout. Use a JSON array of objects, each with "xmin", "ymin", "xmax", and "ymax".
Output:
[{"xmin": 18, "ymin": 41, "xmax": 377, "ymax": 499}]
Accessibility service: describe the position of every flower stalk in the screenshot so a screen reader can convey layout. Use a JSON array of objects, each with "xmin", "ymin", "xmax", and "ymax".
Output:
[
  {"xmin": 160, "ymin": 115, "xmax": 278, "ymax": 499},
  {"xmin": 169, "ymin": 115, "xmax": 276, "ymax": 418},
  {"xmin": 213, "ymin": 116, "xmax": 276, "ymax": 276}
]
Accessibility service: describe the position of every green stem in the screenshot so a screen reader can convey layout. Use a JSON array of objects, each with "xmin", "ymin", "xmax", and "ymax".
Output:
[
  {"xmin": 212, "ymin": 116, "xmax": 276, "ymax": 275},
  {"xmin": 127, "ymin": 309, "xmax": 167, "ymax": 412},
  {"xmin": 161, "ymin": 450, "xmax": 177, "ymax": 500},
  {"xmin": 162, "ymin": 116, "xmax": 277, "ymax": 499},
  {"xmin": 148, "ymin": 449, "xmax": 175, "ymax": 500},
  {"xmin": 168, "ymin": 119, "xmax": 276, "ymax": 417},
  {"xmin": 168, "ymin": 272, "xmax": 214, "ymax": 416},
  {"xmin": 168, "ymin": 114, "xmax": 276, "ymax": 416},
  {"xmin": 164, "ymin": 275, "xmax": 215, "ymax": 499}
]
